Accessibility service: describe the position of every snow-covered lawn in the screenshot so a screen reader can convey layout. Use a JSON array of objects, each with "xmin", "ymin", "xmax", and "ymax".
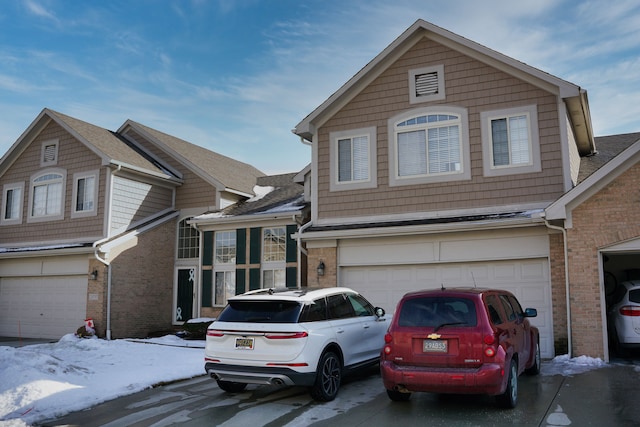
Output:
[{"xmin": 0, "ymin": 334, "xmax": 610, "ymax": 426}]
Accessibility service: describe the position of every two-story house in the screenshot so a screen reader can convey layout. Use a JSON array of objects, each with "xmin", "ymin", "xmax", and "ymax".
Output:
[
  {"xmin": 0, "ymin": 108, "xmax": 268, "ymax": 340},
  {"xmin": 292, "ymin": 19, "xmax": 640, "ymax": 360}
]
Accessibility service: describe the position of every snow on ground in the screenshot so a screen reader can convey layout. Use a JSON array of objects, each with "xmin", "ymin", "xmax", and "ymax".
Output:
[{"xmin": 0, "ymin": 334, "xmax": 627, "ymax": 426}]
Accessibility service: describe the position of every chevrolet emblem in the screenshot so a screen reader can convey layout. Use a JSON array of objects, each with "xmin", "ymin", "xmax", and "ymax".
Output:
[{"xmin": 427, "ymin": 333, "xmax": 441, "ymax": 340}]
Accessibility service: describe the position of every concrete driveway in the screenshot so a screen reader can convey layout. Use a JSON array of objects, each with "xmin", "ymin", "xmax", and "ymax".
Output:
[{"xmin": 41, "ymin": 361, "xmax": 640, "ymax": 426}]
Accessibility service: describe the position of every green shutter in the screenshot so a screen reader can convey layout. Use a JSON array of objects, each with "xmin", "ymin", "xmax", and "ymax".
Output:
[
  {"xmin": 286, "ymin": 266, "xmax": 297, "ymax": 288},
  {"xmin": 201, "ymin": 270, "xmax": 212, "ymax": 307},
  {"xmin": 235, "ymin": 268, "xmax": 246, "ymax": 295},
  {"xmin": 236, "ymin": 228, "xmax": 246, "ymax": 265},
  {"xmin": 203, "ymin": 231, "xmax": 213, "ymax": 266},
  {"xmin": 250, "ymin": 227, "xmax": 262, "ymax": 264},
  {"xmin": 249, "ymin": 268, "xmax": 261, "ymax": 290},
  {"xmin": 286, "ymin": 224, "xmax": 297, "ymax": 263}
]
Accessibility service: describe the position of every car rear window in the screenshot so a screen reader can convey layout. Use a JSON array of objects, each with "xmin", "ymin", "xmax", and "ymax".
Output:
[
  {"xmin": 217, "ymin": 300, "xmax": 303, "ymax": 323},
  {"xmin": 397, "ymin": 296, "xmax": 477, "ymax": 327},
  {"xmin": 629, "ymin": 289, "xmax": 640, "ymax": 303}
]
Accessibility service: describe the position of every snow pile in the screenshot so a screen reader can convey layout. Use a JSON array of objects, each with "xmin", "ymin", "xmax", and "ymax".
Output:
[
  {"xmin": 247, "ymin": 185, "xmax": 275, "ymax": 202},
  {"xmin": 0, "ymin": 334, "xmax": 204, "ymax": 426},
  {"xmin": 541, "ymin": 354, "xmax": 609, "ymax": 376}
]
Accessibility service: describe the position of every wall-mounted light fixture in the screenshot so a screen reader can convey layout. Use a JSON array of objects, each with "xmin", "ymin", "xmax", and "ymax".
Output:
[
  {"xmin": 317, "ymin": 261, "xmax": 325, "ymax": 276},
  {"xmin": 90, "ymin": 269, "xmax": 98, "ymax": 280}
]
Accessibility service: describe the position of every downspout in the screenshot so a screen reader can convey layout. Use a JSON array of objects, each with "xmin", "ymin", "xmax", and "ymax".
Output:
[
  {"xmin": 93, "ymin": 238, "xmax": 112, "ymax": 340},
  {"xmin": 296, "ymin": 219, "xmax": 313, "ymax": 288},
  {"xmin": 544, "ymin": 219, "xmax": 572, "ymax": 358}
]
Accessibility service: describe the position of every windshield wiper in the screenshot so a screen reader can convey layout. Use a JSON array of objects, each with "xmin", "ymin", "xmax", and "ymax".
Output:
[{"xmin": 433, "ymin": 322, "xmax": 465, "ymax": 333}]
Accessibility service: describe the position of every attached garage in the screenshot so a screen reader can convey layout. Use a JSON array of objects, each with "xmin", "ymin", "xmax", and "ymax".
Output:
[
  {"xmin": 326, "ymin": 227, "xmax": 554, "ymax": 358},
  {"xmin": 0, "ymin": 255, "xmax": 90, "ymax": 339}
]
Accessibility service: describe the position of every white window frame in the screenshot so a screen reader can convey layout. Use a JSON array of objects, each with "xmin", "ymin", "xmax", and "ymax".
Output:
[
  {"xmin": 388, "ymin": 106, "xmax": 471, "ymax": 187},
  {"xmin": 27, "ymin": 168, "xmax": 66, "ymax": 223},
  {"xmin": 213, "ymin": 230, "xmax": 236, "ymax": 306},
  {"xmin": 71, "ymin": 170, "xmax": 98, "ymax": 218},
  {"xmin": 262, "ymin": 227, "xmax": 286, "ymax": 288},
  {"xmin": 329, "ymin": 126, "xmax": 377, "ymax": 192},
  {"xmin": 40, "ymin": 139, "xmax": 59, "ymax": 167},
  {"xmin": 480, "ymin": 105, "xmax": 541, "ymax": 177},
  {"xmin": 1, "ymin": 182, "xmax": 24, "ymax": 225},
  {"xmin": 409, "ymin": 64, "xmax": 445, "ymax": 104}
]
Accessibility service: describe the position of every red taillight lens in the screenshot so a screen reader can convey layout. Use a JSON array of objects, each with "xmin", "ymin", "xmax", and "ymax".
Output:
[
  {"xmin": 483, "ymin": 334, "xmax": 496, "ymax": 345},
  {"xmin": 383, "ymin": 345, "xmax": 392, "ymax": 355},
  {"xmin": 484, "ymin": 347, "xmax": 496, "ymax": 357},
  {"xmin": 207, "ymin": 330, "xmax": 224, "ymax": 337},
  {"xmin": 484, "ymin": 334, "xmax": 497, "ymax": 357},
  {"xmin": 619, "ymin": 306, "xmax": 640, "ymax": 316},
  {"xmin": 384, "ymin": 333, "xmax": 393, "ymax": 343},
  {"xmin": 264, "ymin": 332, "xmax": 308, "ymax": 339}
]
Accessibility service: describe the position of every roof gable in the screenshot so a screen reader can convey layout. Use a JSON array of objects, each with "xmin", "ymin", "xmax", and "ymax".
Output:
[{"xmin": 293, "ymin": 19, "xmax": 594, "ymax": 154}]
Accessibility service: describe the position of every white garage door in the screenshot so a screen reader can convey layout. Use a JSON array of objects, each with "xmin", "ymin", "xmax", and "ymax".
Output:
[
  {"xmin": 342, "ymin": 258, "xmax": 553, "ymax": 358},
  {"xmin": 0, "ymin": 276, "xmax": 88, "ymax": 339}
]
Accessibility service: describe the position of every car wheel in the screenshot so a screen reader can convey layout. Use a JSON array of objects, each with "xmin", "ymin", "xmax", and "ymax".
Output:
[
  {"xmin": 386, "ymin": 388, "xmax": 411, "ymax": 402},
  {"xmin": 525, "ymin": 341, "xmax": 541, "ymax": 375},
  {"xmin": 496, "ymin": 359, "xmax": 518, "ymax": 408},
  {"xmin": 217, "ymin": 380, "xmax": 247, "ymax": 393},
  {"xmin": 310, "ymin": 351, "xmax": 341, "ymax": 401}
]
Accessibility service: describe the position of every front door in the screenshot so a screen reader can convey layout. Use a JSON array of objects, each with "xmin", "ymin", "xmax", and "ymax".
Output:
[{"xmin": 176, "ymin": 268, "xmax": 195, "ymax": 323}]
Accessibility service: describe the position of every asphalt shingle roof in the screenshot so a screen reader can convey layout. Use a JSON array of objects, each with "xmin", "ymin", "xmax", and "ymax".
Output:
[{"xmin": 578, "ymin": 132, "xmax": 640, "ymax": 183}]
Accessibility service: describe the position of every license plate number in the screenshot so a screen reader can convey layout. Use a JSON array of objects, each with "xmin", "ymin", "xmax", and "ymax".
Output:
[
  {"xmin": 235, "ymin": 337, "xmax": 254, "ymax": 350},
  {"xmin": 423, "ymin": 339, "xmax": 447, "ymax": 353}
]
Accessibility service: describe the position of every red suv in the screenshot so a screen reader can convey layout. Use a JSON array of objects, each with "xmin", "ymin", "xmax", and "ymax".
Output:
[{"xmin": 380, "ymin": 287, "xmax": 540, "ymax": 408}]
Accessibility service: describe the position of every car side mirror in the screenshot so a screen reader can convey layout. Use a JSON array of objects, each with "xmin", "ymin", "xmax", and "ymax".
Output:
[
  {"xmin": 524, "ymin": 308, "xmax": 537, "ymax": 318},
  {"xmin": 375, "ymin": 307, "xmax": 385, "ymax": 318}
]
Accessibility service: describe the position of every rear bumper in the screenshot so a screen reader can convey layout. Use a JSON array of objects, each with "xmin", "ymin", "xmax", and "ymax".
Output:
[
  {"xmin": 380, "ymin": 360, "xmax": 507, "ymax": 395},
  {"xmin": 205, "ymin": 362, "xmax": 316, "ymax": 387}
]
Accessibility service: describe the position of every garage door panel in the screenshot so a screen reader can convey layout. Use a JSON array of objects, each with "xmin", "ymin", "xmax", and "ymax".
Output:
[
  {"xmin": 342, "ymin": 258, "xmax": 553, "ymax": 359},
  {"xmin": 0, "ymin": 276, "xmax": 87, "ymax": 339}
]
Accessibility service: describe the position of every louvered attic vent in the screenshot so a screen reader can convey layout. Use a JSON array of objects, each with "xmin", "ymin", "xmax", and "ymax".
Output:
[
  {"xmin": 415, "ymin": 71, "xmax": 439, "ymax": 97},
  {"xmin": 43, "ymin": 144, "xmax": 56, "ymax": 162},
  {"xmin": 409, "ymin": 64, "xmax": 445, "ymax": 104}
]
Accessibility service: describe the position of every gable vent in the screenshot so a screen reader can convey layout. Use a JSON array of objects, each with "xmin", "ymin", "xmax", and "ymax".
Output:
[
  {"xmin": 415, "ymin": 71, "xmax": 439, "ymax": 97},
  {"xmin": 43, "ymin": 144, "xmax": 57, "ymax": 162}
]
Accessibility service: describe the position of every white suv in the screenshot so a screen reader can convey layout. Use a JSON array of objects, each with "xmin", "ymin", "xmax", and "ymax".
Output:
[{"xmin": 204, "ymin": 287, "xmax": 387, "ymax": 401}]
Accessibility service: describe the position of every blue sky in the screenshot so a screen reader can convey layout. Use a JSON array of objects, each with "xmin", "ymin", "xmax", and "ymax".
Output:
[{"xmin": 1, "ymin": 0, "xmax": 639, "ymax": 175}]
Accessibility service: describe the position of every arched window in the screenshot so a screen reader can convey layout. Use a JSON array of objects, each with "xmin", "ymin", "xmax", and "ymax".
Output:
[{"xmin": 29, "ymin": 170, "xmax": 65, "ymax": 221}]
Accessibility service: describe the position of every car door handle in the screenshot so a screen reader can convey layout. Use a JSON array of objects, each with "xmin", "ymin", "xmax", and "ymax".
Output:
[
  {"xmin": 336, "ymin": 328, "xmax": 344, "ymax": 334},
  {"xmin": 363, "ymin": 324, "xmax": 370, "ymax": 329}
]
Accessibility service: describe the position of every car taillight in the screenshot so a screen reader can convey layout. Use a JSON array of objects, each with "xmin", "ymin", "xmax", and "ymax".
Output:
[
  {"xmin": 619, "ymin": 306, "xmax": 640, "ymax": 316},
  {"xmin": 264, "ymin": 332, "xmax": 308, "ymax": 339},
  {"xmin": 484, "ymin": 334, "xmax": 497, "ymax": 357},
  {"xmin": 207, "ymin": 330, "xmax": 224, "ymax": 337},
  {"xmin": 383, "ymin": 333, "xmax": 393, "ymax": 355}
]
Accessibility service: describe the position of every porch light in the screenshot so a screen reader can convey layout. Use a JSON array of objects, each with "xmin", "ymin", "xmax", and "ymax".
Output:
[
  {"xmin": 317, "ymin": 261, "xmax": 325, "ymax": 276},
  {"xmin": 90, "ymin": 269, "xmax": 98, "ymax": 280}
]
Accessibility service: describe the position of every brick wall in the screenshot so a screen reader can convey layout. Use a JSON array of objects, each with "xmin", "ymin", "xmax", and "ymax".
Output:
[
  {"xmin": 566, "ymin": 164, "xmax": 640, "ymax": 358},
  {"xmin": 307, "ymin": 246, "xmax": 338, "ymax": 288},
  {"xmin": 548, "ymin": 232, "xmax": 568, "ymax": 354}
]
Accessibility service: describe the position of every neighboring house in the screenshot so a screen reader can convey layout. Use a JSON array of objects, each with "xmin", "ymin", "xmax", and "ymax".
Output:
[
  {"xmin": 292, "ymin": 19, "xmax": 639, "ymax": 360},
  {"xmin": 0, "ymin": 108, "xmax": 264, "ymax": 340},
  {"xmin": 188, "ymin": 172, "xmax": 309, "ymax": 319}
]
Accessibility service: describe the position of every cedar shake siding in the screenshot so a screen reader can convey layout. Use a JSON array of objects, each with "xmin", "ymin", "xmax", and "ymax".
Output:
[
  {"xmin": 0, "ymin": 120, "xmax": 105, "ymax": 243},
  {"xmin": 316, "ymin": 37, "xmax": 564, "ymax": 221}
]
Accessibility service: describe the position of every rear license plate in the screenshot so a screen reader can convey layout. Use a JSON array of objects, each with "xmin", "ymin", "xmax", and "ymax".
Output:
[
  {"xmin": 423, "ymin": 339, "xmax": 447, "ymax": 353},
  {"xmin": 235, "ymin": 337, "xmax": 254, "ymax": 350}
]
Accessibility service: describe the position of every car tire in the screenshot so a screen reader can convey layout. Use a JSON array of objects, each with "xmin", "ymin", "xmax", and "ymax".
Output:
[
  {"xmin": 217, "ymin": 380, "xmax": 247, "ymax": 393},
  {"xmin": 310, "ymin": 351, "xmax": 341, "ymax": 401},
  {"xmin": 525, "ymin": 341, "xmax": 541, "ymax": 375},
  {"xmin": 386, "ymin": 388, "xmax": 411, "ymax": 401},
  {"xmin": 496, "ymin": 359, "xmax": 518, "ymax": 408}
]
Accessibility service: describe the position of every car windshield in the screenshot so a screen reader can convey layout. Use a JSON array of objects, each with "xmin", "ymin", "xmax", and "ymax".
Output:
[
  {"xmin": 217, "ymin": 300, "xmax": 303, "ymax": 323},
  {"xmin": 398, "ymin": 296, "xmax": 477, "ymax": 328}
]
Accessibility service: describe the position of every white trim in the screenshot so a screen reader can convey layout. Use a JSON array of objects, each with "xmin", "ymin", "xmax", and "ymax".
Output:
[
  {"xmin": 329, "ymin": 126, "xmax": 377, "ymax": 192},
  {"xmin": 1, "ymin": 182, "xmax": 24, "ymax": 225},
  {"xmin": 388, "ymin": 106, "xmax": 471, "ymax": 186},
  {"xmin": 71, "ymin": 169, "xmax": 99, "ymax": 219},
  {"xmin": 480, "ymin": 104, "xmax": 541, "ymax": 177}
]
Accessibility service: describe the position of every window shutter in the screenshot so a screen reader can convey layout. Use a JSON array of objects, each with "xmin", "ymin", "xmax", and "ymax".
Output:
[
  {"xmin": 235, "ymin": 268, "xmax": 246, "ymax": 295},
  {"xmin": 202, "ymin": 231, "xmax": 213, "ymax": 266},
  {"xmin": 285, "ymin": 224, "xmax": 297, "ymax": 263},
  {"xmin": 201, "ymin": 270, "xmax": 212, "ymax": 307},
  {"xmin": 414, "ymin": 71, "xmax": 439, "ymax": 97},
  {"xmin": 286, "ymin": 267, "xmax": 297, "ymax": 289},
  {"xmin": 249, "ymin": 227, "xmax": 261, "ymax": 264},
  {"xmin": 249, "ymin": 268, "xmax": 260, "ymax": 290},
  {"xmin": 236, "ymin": 228, "xmax": 246, "ymax": 264}
]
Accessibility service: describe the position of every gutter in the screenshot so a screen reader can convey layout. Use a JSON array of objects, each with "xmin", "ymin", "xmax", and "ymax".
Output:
[
  {"xmin": 544, "ymin": 218, "xmax": 572, "ymax": 358},
  {"xmin": 296, "ymin": 219, "xmax": 313, "ymax": 288},
  {"xmin": 92, "ymin": 237, "xmax": 113, "ymax": 340}
]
